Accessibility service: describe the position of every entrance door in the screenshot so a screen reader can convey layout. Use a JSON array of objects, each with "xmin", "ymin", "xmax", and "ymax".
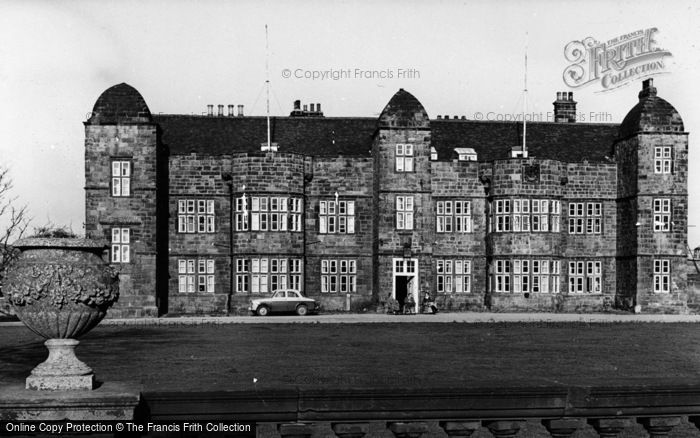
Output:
[
  {"xmin": 395, "ymin": 276, "xmax": 409, "ymax": 309},
  {"xmin": 393, "ymin": 258, "xmax": 419, "ymax": 313}
]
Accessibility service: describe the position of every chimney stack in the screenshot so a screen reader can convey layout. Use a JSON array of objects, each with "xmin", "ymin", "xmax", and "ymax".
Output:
[
  {"xmin": 237, "ymin": 105, "xmax": 244, "ymax": 117},
  {"xmin": 228, "ymin": 105, "xmax": 234, "ymax": 117},
  {"xmin": 639, "ymin": 78, "xmax": 657, "ymax": 100},
  {"xmin": 217, "ymin": 105, "xmax": 224, "ymax": 116},
  {"xmin": 207, "ymin": 104, "xmax": 213, "ymax": 116},
  {"xmin": 289, "ymin": 100, "xmax": 324, "ymax": 117},
  {"xmin": 553, "ymin": 91, "xmax": 577, "ymax": 123}
]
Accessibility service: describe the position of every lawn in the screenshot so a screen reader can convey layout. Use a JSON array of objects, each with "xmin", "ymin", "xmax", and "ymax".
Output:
[{"xmin": 2, "ymin": 322, "xmax": 700, "ymax": 392}]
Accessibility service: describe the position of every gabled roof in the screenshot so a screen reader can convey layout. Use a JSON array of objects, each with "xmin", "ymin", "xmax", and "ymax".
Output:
[{"xmin": 153, "ymin": 114, "xmax": 619, "ymax": 162}]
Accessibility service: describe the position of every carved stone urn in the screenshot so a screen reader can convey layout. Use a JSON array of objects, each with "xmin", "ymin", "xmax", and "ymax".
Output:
[{"xmin": 1, "ymin": 237, "xmax": 119, "ymax": 390}]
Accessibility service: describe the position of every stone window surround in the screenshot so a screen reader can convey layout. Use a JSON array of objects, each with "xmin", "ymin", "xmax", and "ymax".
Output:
[
  {"xmin": 436, "ymin": 259, "xmax": 471, "ymax": 293},
  {"xmin": 396, "ymin": 195, "xmax": 415, "ymax": 230},
  {"xmin": 111, "ymin": 159, "xmax": 131, "ymax": 197},
  {"xmin": 110, "ymin": 227, "xmax": 130, "ymax": 263},
  {"xmin": 177, "ymin": 199, "xmax": 215, "ymax": 233},
  {"xmin": 491, "ymin": 199, "xmax": 561, "ymax": 233},
  {"xmin": 654, "ymin": 146, "xmax": 673, "ymax": 174},
  {"xmin": 436, "ymin": 200, "xmax": 472, "ymax": 233},
  {"xmin": 654, "ymin": 259, "xmax": 671, "ymax": 293},
  {"xmin": 178, "ymin": 259, "xmax": 214, "ymax": 293},
  {"xmin": 653, "ymin": 198, "xmax": 671, "ymax": 232},
  {"xmin": 234, "ymin": 195, "xmax": 303, "ymax": 232},
  {"xmin": 492, "ymin": 259, "xmax": 561, "ymax": 294},
  {"xmin": 235, "ymin": 257, "xmax": 303, "ymax": 293},
  {"xmin": 321, "ymin": 259, "xmax": 357, "ymax": 293},
  {"xmin": 568, "ymin": 260, "xmax": 602, "ymax": 294},
  {"xmin": 395, "ymin": 143, "xmax": 414, "ymax": 172},
  {"xmin": 319, "ymin": 200, "xmax": 356, "ymax": 234},
  {"xmin": 568, "ymin": 202, "xmax": 602, "ymax": 235}
]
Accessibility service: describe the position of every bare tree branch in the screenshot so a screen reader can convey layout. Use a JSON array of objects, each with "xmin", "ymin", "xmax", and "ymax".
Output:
[{"xmin": 0, "ymin": 167, "xmax": 30, "ymax": 316}]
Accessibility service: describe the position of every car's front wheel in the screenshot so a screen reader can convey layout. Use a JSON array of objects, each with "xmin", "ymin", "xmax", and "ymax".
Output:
[
  {"xmin": 257, "ymin": 305, "xmax": 270, "ymax": 316},
  {"xmin": 296, "ymin": 304, "xmax": 308, "ymax": 316}
]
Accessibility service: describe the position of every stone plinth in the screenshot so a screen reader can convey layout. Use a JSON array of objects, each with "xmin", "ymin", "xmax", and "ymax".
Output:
[
  {"xmin": 0, "ymin": 382, "xmax": 141, "ymax": 421},
  {"xmin": 26, "ymin": 339, "xmax": 94, "ymax": 390}
]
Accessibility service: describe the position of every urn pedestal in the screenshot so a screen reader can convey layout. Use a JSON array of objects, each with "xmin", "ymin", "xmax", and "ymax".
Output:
[{"xmin": 1, "ymin": 237, "xmax": 119, "ymax": 390}]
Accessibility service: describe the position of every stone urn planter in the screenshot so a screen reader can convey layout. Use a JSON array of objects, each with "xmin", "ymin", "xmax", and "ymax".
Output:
[{"xmin": 1, "ymin": 237, "xmax": 119, "ymax": 390}]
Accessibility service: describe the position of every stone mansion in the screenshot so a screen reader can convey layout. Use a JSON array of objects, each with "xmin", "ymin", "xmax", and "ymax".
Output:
[{"xmin": 83, "ymin": 79, "xmax": 691, "ymax": 317}]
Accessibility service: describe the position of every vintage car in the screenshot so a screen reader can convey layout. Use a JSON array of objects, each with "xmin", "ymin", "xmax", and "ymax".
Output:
[{"xmin": 249, "ymin": 290, "xmax": 321, "ymax": 316}]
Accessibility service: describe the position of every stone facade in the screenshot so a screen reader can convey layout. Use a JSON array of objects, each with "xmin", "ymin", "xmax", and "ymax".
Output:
[{"xmin": 83, "ymin": 79, "xmax": 693, "ymax": 316}]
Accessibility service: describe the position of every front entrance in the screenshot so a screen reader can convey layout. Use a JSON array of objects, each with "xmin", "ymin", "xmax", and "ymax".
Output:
[{"xmin": 393, "ymin": 258, "xmax": 418, "ymax": 313}]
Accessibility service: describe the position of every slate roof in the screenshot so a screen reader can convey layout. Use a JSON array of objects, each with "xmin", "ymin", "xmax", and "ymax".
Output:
[
  {"xmin": 378, "ymin": 88, "xmax": 430, "ymax": 129},
  {"xmin": 89, "ymin": 83, "xmax": 152, "ymax": 124},
  {"xmin": 618, "ymin": 83, "xmax": 684, "ymax": 139},
  {"xmin": 153, "ymin": 114, "xmax": 619, "ymax": 163},
  {"xmin": 430, "ymin": 119, "xmax": 619, "ymax": 162},
  {"xmin": 154, "ymin": 115, "xmax": 377, "ymax": 157}
]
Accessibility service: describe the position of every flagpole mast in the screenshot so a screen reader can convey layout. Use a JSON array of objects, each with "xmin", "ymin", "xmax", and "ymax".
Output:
[
  {"xmin": 265, "ymin": 24, "xmax": 271, "ymax": 150},
  {"xmin": 523, "ymin": 31, "xmax": 528, "ymax": 157}
]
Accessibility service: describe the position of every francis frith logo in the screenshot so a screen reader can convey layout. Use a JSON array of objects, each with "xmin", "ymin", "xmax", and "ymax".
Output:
[{"xmin": 563, "ymin": 28, "xmax": 672, "ymax": 92}]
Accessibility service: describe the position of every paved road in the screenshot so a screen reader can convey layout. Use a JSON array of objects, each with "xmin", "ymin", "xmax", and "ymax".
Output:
[{"xmin": 3, "ymin": 312, "xmax": 700, "ymax": 326}]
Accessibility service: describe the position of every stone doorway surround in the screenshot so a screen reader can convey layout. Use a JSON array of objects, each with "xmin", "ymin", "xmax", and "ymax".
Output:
[{"xmin": 392, "ymin": 258, "xmax": 419, "ymax": 313}]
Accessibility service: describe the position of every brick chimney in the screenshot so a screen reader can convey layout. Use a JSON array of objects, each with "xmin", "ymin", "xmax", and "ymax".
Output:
[
  {"xmin": 553, "ymin": 91, "xmax": 577, "ymax": 123},
  {"xmin": 289, "ymin": 100, "xmax": 324, "ymax": 117},
  {"xmin": 639, "ymin": 78, "xmax": 657, "ymax": 100}
]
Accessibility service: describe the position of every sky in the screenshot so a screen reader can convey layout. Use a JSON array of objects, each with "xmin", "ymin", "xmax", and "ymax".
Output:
[{"xmin": 1, "ymin": 0, "xmax": 699, "ymax": 244}]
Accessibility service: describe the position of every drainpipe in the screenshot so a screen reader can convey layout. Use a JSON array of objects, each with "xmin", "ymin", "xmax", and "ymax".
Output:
[{"xmin": 222, "ymin": 173, "xmax": 234, "ymax": 314}]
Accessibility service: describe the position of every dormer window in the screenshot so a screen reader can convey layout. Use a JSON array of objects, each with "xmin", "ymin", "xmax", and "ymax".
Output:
[
  {"xmin": 510, "ymin": 146, "xmax": 528, "ymax": 159},
  {"xmin": 454, "ymin": 148, "xmax": 477, "ymax": 161},
  {"xmin": 430, "ymin": 147, "xmax": 438, "ymax": 161},
  {"xmin": 261, "ymin": 142, "xmax": 279, "ymax": 152},
  {"xmin": 395, "ymin": 143, "xmax": 414, "ymax": 172}
]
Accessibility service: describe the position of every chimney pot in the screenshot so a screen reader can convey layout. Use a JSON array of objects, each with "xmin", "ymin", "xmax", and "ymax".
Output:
[
  {"xmin": 237, "ymin": 104, "xmax": 244, "ymax": 117},
  {"xmin": 303, "ymin": 104, "xmax": 308, "ymax": 112},
  {"xmin": 316, "ymin": 103, "xmax": 322, "ymax": 113},
  {"xmin": 207, "ymin": 104, "xmax": 213, "ymax": 116},
  {"xmin": 310, "ymin": 103, "xmax": 315, "ymax": 112},
  {"xmin": 553, "ymin": 91, "xmax": 577, "ymax": 123},
  {"xmin": 217, "ymin": 105, "xmax": 224, "ymax": 116},
  {"xmin": 437, "ymin": 115, "xmax": 442, "ymax": 120},
  {"xmin": 228, "ymin": 105, "xmax": 234, "ymax": 117},
  {"xmin": 293, "ymin": 100, "xmax": 301, "ymax": 110}
]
